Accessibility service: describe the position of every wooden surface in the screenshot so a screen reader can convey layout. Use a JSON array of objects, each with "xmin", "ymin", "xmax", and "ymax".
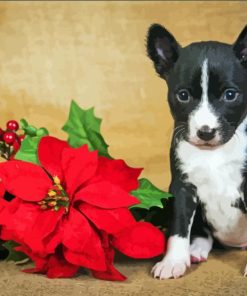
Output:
[{"xmin": 0, "ymin": 250, "xmax": 246, "ymax": 296}]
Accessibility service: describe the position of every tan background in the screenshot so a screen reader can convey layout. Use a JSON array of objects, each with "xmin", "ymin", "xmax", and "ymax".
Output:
[
  {"xmin": 0, "ymin": 1, "xmax": 246, "ymax": 190},
  {"xmin": 0, "ymin": 2, "xmax": 247, "ymax": 296}
]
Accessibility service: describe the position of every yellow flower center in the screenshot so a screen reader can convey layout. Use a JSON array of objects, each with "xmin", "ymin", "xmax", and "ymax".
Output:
[{"xmin": 38, "ymin": 176, "xmax": 69, "ymax": 213}]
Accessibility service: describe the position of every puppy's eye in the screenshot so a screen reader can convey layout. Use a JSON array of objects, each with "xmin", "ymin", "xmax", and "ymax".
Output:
[
  {"xmin": 223, "ymin": 89, "xmax": 239, "ymax": 102},
  {"xmin": 176, "ymin": 90, "xmax": 191, "ymax": 103}
]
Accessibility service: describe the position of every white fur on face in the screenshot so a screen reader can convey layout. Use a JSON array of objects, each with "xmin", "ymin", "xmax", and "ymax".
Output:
[{"xmin": 188, "ymin": 59, "xmax": 220, "ymax": 143}]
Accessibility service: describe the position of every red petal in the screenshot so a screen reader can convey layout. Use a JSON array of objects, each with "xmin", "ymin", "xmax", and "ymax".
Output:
[
  {"xmin": 0, "ymin": 181, "xmax": 7, "ymax": 216},
  {"xmin": 91, "ymin": 232, "xmax": 126, "ymax": 281},
  {"xmin": 62, "ymin": 145, "xmax": 98, "ymax": 196},
  {"xmin": 43, "ymin": 221, "xmax": 63, "ymax": 254},
  {"xmin": 63, "ymin": 208, "xmax": 92, "ymax": 253},
  {"xmin": 64, "ymin": 248, "xmax": 106, "ymax": 272},
  {"xmin": 78, "ymin": 203, "xmax": 136, "ymax": 234},
  {"xmin": 74, "ymin": 181, "xmax": 139, "ymax": 209},
  {"xmin": 91, "ymin": 260, "xmax": 126, "ymax": 281},
  {"xmin": 0, "ymin": 180, "xmax": 5, "ymax": 198},
  {"xmin": 97, "ymin": 157, "xmax": 142, "ymax": 192},
  {"xmin": 0, "ymin": 198, "xmax": 22, "ymax": 225},
  {"xmin": 18, "ymin": 245, "xmax": 79, "ymax": 278},
  {"xmin": 0, "ymin": 226, "xmax": 19, "ymax": 242},
  {"xmin": 112, "ymin": 222, "xmax": 166, "ymax": 258},
  {"xmin": 0, "ymin": 200, "xmax": 64, "ymax": 255},
  {"xmin": 38, "ymin": 136, "xmax": 69, "ymax": 181},
  {"xmin": 0, "ymin": 160, "xmax": 52, "ymax": 201},
  {"xmin": 16, "ymin": 245, "xmax": 48, "ymax": 274},
  {"xmin": 63, "ymin": 227, "xmax": 106, "ymax": 271},
  {"xmin": 47, "ymin": 249, "xmax": 79, "ymax": 278}
]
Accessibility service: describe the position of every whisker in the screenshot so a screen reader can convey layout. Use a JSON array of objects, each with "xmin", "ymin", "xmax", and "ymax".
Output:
[
  {"xmin": 173, "ymin": 123, "xmax": 187, "ymax": 134},
  {"xmin": 172, "ymin": 127, "xmax": 186, "ymax": 146},
  {"xmin": 173, "ymin": 126, "xmax": 185, "ymax": 140}
]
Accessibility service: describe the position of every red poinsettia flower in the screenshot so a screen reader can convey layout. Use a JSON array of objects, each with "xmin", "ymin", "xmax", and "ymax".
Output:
[{"xmin": 0, "ymin": 136, "xmax": 165, "ymax": 281}]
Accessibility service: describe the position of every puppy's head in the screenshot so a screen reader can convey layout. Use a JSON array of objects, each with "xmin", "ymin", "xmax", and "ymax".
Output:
[{"xmin": 147, "ymin": 24, "xmax": 247, "ymax": 149}]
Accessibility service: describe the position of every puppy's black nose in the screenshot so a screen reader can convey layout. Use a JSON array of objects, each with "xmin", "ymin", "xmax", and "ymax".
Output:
[{"xmin": 197, "ymin": 125, "xmax": 216, "ymax": 141}]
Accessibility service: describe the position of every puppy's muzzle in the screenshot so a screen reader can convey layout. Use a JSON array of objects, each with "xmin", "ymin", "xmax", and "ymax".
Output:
[{"xmin": 196, "ymin": 125, "xmax": 216, "ymax": 141}]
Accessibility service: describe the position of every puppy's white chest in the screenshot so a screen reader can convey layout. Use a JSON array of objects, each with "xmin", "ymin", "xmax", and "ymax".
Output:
[{"xmin": 177, "ymin": 127, "xmax": 247, "ymax": 247}]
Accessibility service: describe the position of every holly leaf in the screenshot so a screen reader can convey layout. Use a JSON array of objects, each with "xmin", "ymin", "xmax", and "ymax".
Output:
[
  {"xmin": 130, "ymin": 178, "xmax": 172, "ymax": 210},
  {"xmin": 62, "ymin": 100, "xmax": 111, "ymax": 158},
  {"xmin": 20, "ymin": 119, "xmax": 49, "ymax": 137},
  {"xmin": 20, "ymin": 119, "xmax": 37, "ymax": 136},
  {"xmin": 20, "ymin": 118, "xmax": 28, "ymax": 128},
  {"xmin": 15, "ymin": 135, "xmax": 42, "ymax": 165},
  {"xmin": 2, "ymin": 240, "xmax": 28, "ymax": 263},
  {"xmin": 15, "ymin": 119, "xmax": 49, "ymax": 164}
]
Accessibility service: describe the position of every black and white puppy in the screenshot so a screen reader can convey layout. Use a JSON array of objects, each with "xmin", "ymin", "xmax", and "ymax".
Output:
[{"xmin": 146, "ymin": 24, "xmax": 247, "ymax": 279}]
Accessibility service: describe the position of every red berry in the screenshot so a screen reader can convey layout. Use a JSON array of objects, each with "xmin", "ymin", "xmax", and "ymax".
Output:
[
  {"xmin": 19, "ymin": 135, "xmax": 25, "ymax": 142},
  {"xmin": 13, "ymin": 139, "xmax": 20, "ymax": 152},
  {"xmin": 6, "ymin": 120, "xmax": 19, "ymax": 131},
  {"xmin": 0, "ymin": 128, "xmax": 4, "ymax": 141},
  {"xmin": 3, "ymin": 132, "xmax": 16, "ymax": 145}
]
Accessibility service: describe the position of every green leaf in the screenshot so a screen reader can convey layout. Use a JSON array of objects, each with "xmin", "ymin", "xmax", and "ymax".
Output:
[
  {"xmin": 130, "ymin": 178, "xmax": 172, "ymax": 210},
  {"xmin": 2, "ymin": 240, "xmax": 28, "ymax": 263},
  {"xmin": 15, "ymin": 135, "xmax": 42, "ymax": 165},
  {"xmin": 23, "ymin": 125, "xmax": 37, "ymax": 137},
  {"xmin": 36, "ymin": 128, "xmax": 49, "ymax": 137},
  {"xmin": 20, "ymin": 119, "xmax": 37, "ymax": 137},
  {"xmin": 15, "ymin": 119, "xmax": 49, "ymax": 164},
  {"xmin": 62, "ymin": 100, "xmax": 111, "ymax": 158},
  {"xmin": 20, "ymin": 118, "xmax": 28, "ymax": 129}
]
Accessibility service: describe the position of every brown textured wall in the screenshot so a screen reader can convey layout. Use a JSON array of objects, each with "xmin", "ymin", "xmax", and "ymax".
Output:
[{"xmin": 0, "ymin": 1, "xmax": 246, "ymax": 190}]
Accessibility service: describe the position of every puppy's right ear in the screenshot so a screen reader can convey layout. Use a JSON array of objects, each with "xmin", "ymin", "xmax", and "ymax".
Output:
[
  {"xmin": 146, "ymin": 24, "xmax": 181, "ymax": 78},
  {"xmin": 233, "ymin": 25, "xmax": 247, "ymax": 67}
]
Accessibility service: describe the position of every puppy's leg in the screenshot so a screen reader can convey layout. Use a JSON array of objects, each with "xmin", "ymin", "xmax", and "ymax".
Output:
[
  {"xmin": 152, "ymin": 181, "xmax": 198, "ymax": 279},
  {"xmin": 152, "ymin": 235, "xmax": 191, "ymax": 279},
  {"xmin": 190, "ymin": 204, "xmax": 213, "ymax": 263},
  {"xmin": 190, "ymin": 235, "xmax": 213, "ymax": 263}
]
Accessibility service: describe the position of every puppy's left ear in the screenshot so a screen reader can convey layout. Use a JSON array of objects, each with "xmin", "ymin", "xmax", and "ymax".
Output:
[
  {"xmin": 233, "ymin": 25, "xmax": 247, "ymax": 66},
  {"xmin": 146, "ymin": 24, "xmax": 181, "ymax": 79}
]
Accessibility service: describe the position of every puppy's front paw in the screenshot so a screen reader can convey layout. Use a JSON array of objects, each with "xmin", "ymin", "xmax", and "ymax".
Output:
[
  {"xmin": 244, "ymin": 264, "xmax": 247, "ymax": 277},
  {"xmin": 152, "ymin": 256, "xmax": 190, "ymax": 279},
  {"xmin": 190, "ymin": 236, "xmax": 213, "ymax": 263}
]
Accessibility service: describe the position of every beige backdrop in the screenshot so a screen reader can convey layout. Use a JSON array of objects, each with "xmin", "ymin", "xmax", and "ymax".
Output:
[{"xmin": 0, "ymin": 1, "xmax": 246, "ymax": 190}]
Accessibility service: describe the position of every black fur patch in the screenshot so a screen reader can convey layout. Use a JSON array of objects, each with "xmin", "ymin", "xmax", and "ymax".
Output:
[{"xmin": 232, "ymin": 198, "xmax": 247, "ymax": 213}]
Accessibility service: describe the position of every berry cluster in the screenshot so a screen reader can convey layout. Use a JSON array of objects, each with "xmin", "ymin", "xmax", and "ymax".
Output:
[{"xmin": 0, "ymin": 120, "xmax": 25, "ymax": 160}]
